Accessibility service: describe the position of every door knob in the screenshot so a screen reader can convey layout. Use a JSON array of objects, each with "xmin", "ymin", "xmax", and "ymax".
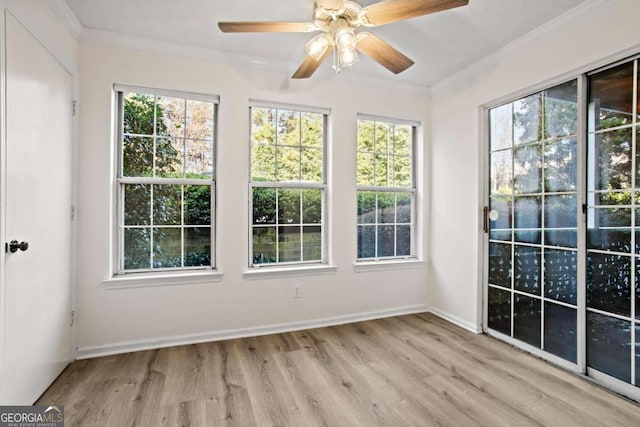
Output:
[{"xmin": 6, "ymin": 240, "xmax": 29, "ymax": 253}]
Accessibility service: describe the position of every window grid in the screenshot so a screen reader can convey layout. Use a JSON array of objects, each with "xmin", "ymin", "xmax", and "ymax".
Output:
[
  {"xmin": 116, "ymin": 88, "xmax": 217, "ymax": 274},
  {"xmin": 356, "ymin": 117, "xmax": 416, "ymax": 261},
  {"xmin": 249, "ymin": 106, "xmax": 327, "ymax": 267}
]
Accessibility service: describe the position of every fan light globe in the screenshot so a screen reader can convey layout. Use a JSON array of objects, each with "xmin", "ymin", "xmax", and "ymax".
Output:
[
  {"xmin": 305, "ymin": 33, "xmax": 331, "ymax": 61},
  {"xmin": 335, "ymin": 27, "xmax": 357, "ymax": 51},
  {"xmin": 339, "ymin": 47, "xmax": 359, "ymax": 68}
]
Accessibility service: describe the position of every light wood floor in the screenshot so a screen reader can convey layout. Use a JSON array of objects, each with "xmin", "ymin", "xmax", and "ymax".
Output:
[{"xmin": 38, "ymin": 313, "xmax": 640, "ymax": 426}]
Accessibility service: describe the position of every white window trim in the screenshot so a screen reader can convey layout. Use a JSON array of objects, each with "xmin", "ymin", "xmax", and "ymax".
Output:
[
  {"xmin": 355, "ymin": 114, "xmax": 420, "ymax": 263},
  {"xmin": 110, "ymin": 85, "xmax": 220, "ymax": 282},
  {"xmin": 248, "ymin": 102, "xmax": 330, "ymax": 270}
]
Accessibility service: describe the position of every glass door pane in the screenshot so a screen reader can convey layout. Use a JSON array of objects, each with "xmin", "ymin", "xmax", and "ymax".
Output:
[
  {"xmin": 586, "ymin": 59, "xmax": 639, "ymax": 386},
  {"xmin": 488, "ymin": 79, "xmax": 579, "ymax": 363}
]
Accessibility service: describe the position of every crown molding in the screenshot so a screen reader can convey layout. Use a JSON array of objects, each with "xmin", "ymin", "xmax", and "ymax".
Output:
[
  {"xmin": 429, "ymin": 0, "xmax": 617, "ymax": 96},
  {"xmin": 78, "ymin": 27, "xmax": 430, "ymax": 95},
  {"xmin": 45, "ymin": 0, "xmax": 82, "ymax": 38}
]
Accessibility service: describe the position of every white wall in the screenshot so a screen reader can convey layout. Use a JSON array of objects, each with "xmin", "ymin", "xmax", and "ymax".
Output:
[
  {"xmin": 428, "ymin": 0, "xmax": 640, "ymax": 330},
  {"xmin": 76, "ymin": 42, "xmax": 430, "ymax": 354}
]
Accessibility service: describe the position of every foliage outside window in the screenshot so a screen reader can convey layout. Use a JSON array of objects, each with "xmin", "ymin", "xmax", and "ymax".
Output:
[
  {"xmin": 116, "ymin": 86, "xmax": 217, "ymax": 272},
  {"xmin": 356, "ymin": 117, "xmax": 415, "ymax": 260},
  {"xmin": 250, "ymin": 105, "xmax": 326, "ymax": 266}
]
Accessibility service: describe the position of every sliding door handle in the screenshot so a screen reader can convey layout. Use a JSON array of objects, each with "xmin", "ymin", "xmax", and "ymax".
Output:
[{"xmin": 483, "ymin": 206, "xmax": 489, "ymax": 234}]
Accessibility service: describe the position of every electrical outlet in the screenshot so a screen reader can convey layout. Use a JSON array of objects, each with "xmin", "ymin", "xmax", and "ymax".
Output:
[{"xmin": 293, "ymin": 284, "xmax": 302, "ymax": 299}]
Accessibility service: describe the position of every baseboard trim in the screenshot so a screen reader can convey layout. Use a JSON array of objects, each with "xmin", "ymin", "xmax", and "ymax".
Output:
[
  {"xmin": 76, "ymin": 304, "xmax": 430, "ymax": 359},
  {"xmin": 428, "ymin": 307, "xmax": 482, "ymax": 334}
]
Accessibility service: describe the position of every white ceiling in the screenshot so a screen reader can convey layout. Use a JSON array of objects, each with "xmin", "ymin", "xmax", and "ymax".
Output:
[{"xmin": 64, "ymin": 0, "xmax": 588, "ymax": 88}]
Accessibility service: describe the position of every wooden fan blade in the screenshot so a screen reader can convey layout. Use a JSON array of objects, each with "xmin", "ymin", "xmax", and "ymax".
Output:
[
  {"xmin": 315, "ymin": 0, "xmax": 345, "ymax": 10},
  {"xmin": 356, "ymin": 33, "xmax": 414, "ymax": 74},
  {"xmin": 292, "ymin": 46, "xmax": 333, "ymax": 79},
  {"xmin": 218, "ymin": 22, "xmax": 317, "ymax": 33},
  {"xmin": 362, "ymin": 0, "xmax": 468, "ymax": 26}
]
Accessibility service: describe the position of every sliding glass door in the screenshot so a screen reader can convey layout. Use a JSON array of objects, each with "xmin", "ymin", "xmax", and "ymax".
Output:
[
  {"xmin": 487, "ymin": 79, "xmax": 579, "ymax": 364},
  {"xmin": 586, "ymin": 59, "xmax": 639, "ymax": 386},
  {"xmin": 486, "ymin": 55, "xmax": 640, "ymax": 397}
]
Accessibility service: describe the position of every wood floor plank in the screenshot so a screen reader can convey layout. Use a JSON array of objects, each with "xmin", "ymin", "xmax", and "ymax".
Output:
[{"xmin": 37, "ymin": 314, "xmax": 640, "ymax": 426}]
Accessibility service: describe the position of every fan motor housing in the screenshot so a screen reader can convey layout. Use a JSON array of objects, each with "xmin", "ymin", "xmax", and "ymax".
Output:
[{"xmin": 314, "ymin": 1, "xmax": 363, "ymax": 30}]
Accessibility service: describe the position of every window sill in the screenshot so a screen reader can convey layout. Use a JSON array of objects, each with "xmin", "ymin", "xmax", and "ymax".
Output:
[
  {"xmin": 354, "ymin": 259, "xmax": 425, "ymax": 273},
  {"xmin": 243, "ymin": 264, "xmax": 338, "ymax": 280},
  {"xmin": 103, "ymin": 270, "xmax": 223, "ymax": 290}
]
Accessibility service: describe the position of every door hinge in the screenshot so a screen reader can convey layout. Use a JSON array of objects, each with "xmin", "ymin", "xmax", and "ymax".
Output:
[
  {"xmin": 72, "ymin": 100, "xmax": 77, "ymax": 116},
  {"xmin": 71, "ymin": 205, "xmax": 77, "ymax": 221},
  {"xmin": 70, "ymin": 310, "xmax": 76, "ymax": 327}
]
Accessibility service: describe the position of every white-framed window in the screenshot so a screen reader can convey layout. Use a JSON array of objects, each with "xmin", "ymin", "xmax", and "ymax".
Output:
[
  {"xmin": 249, "ymin": 102, "xmax": 328, "ymax": 267},
  {"xmin": 356, "ymin": 115, "xmax": 417, "ymax": 261},
  {"xmin": 114, "ymin": 85, "xmax": 218, "ymax": 274}
]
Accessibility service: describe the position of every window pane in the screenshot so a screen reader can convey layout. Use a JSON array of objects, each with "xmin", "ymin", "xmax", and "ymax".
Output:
[
  {"xmin": 153, "ymin": 185, "xmax": 182, "ymax": 225},
  {"xmin": 375, "ymin": 122, "xmax": 392, "ymax": 154},
  {"xmin": 357, "ymin": 120, "xmax": 375, "ymax": 152},
  {"xmin": 277, "ymin": 110, "xmax": 300, "ymax": 146},
  {"xmin": 587, "ymin": 312, "xmax": 631, "ymax": 383},
  {"xmin": 488, "ymin": 286, "xmax": 511, "ymax": 335},
  {"xmin": 396, "ymin": 225, "xmax": 411, "ymax": 256},
  {"xmin": 589, "ymin": 128, "xmax": 632, "ymax": 191},
  {"xmin": 514, "ymin": 245, "xmax": 541, "ymax": 296},
  {"xmin": 393, "ymin": 156, "xmax": 411, "ymax": 187},
  {"xmin": 124, "ymin": 228, "xmax": 150, "ymax": 270},
  {"xmin": 276, "ymin": 146, "xmax": 300, "ymax": 182},
  {"xmin": 278, "ymin": 189, "xmax": 301, "ymax": 224},
  {"xmin": 544, "ymin": 249, "xmax": 577, "ymax": 305},
  {"xmin": 544, "ymin": 80, "xmax": 578, "ymax": 138},
  {"xmin": 514, "ymin": 144, "xmax": 542, "ymax": 194},
  {"xmin": 357, "ymin": 152, "xmax": 374, "ymax": 186},
  {"xmin": 184, "ymin": 227, "xmax": 211, "ymax": 267},
  {"xmin": 279, "ymin": 226, "xmax": 301, "ymax": 262},
  {"xmin": 514, "ymin": 196, "xmax": 541, "ymax": 244},
  {"xmin": 586, "ymin": 252, "xmax": 631, "ymax": 317},
  {"xmin": 377, "ymin": 225, "xmax": 395, "ymax": 257},
  {"xmin": 357, "ymin": 226, "xmax": 375, "ymax": 259},
  {"xmin": 490, "ymin": 149, "xmax": 513, "ymax": 196},
  {"xmin": 253, "ymin": 187, "xmax": 276, "ymax": 225},
  {"xmin": 123, "ymin": 93, "xmax": 155, "ymax": 135},
  {"xmin": 396, "ymin": 192, "xmax": 412, "ymax": 223},
  {"xmin": 186, "ymin": 100, "xmax": 214, "ymax": 140},
  {"xmin": 378, "ymin": 193, "xmax": 395, "ymax": 223},
  {"xmin": 545, "ymin": 195, "xmax": 577, "ymax": 248},
  {"xmin": 153, "ymin": 227, "xmax": 182, "ymax": 268},
  {"xmin": 123, "ymin": 136, "xmax": 153, "ymax": 177},
  {"xmin": 303, "ymin": 226, "xmax": 322, "ymax": 261},
  {"xmin": 357, "ymin": 191, "xmax": 376, "ymax": 224},
  {"xmin": 185, "ymin": 139, "xmax": 213, "ymax": 178},
  {"xmin": 544, "ymin": 138, "xmax": 577, "ymax": 192},
  {"xmin": 157, "ymin": 96, "xmax": 185, "ymax": 138},
  {"xmin": 124, "ymin": 184, "xmax": 150, "ymax": 226},
  {"xmin": 514, "ymin": 294, "xmax": 541, "ymax": 348},
  {"xmin": 301, "ymin": 148, "xmax": 322, "ymax": 182},
  {"xmin": 252, "ymin": 108, "xmax": 276, "ymax": 145},
  {"xmin": 490, "ymin": 104, "xmax": 513, "ymax": 151},
  {"xmin": 253, "ymin": 227, "xmax": 276, "ymax": 264},
  {"xmin": 489, "ymin": 242, "xmax": 512, "ymax": 288},
  {"xmin": 155, "ymin": 137, "xmax": 183, "ymax": 178},
  {"xmin": 587, "ymin": 207, "xmax": 631, "ymax": 253},
  {"xmin": 394, "ymin": 125, "xmax": 412, "ymax": 157},
  {"xmin": 252, "ymin": 144, "xmax": 276, "ymax": 182},
  {"xmin": 588, "ymin": 62, "xmax": 634, "ymax": 131},
  {"xmin": 375, "ymin": 154, "xmax": 390, "ymax": 186},
  {"xmin": 489, "ymin": 196, "xmax": 512, "ymax": 242},
  {"xmin": 302, "ymin": 189, "xmax": 322, "ymax": 224},
  {"xmin": 301, "ymin": 112, "xmax": 323, "ymax": 148},
  {"xmin": 544, "ymin": 303, "xmax": 577, "ymax": 363},
  {"xmin": 184, "ymin": 185, "xmax": 211, "ymax": 225},
  {"xmin": 513, "ymin": 93, "xmax": 541, "ymax": 144}
]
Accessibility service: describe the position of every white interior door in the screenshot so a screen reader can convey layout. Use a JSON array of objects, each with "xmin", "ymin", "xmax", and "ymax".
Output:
[{"xmin": 1, "ymin": 13, "xmax": 73, "ymax": 404}]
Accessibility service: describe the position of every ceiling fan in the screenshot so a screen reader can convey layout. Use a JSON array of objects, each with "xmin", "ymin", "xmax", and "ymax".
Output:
[{"xmin": 218, "ymin": 0, "xmax": 469, "ymax": 79}]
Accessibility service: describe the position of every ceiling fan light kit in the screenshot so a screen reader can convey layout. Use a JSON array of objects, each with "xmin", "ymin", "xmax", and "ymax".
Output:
[{"xmin": 218, "ymin": 0, "xmax": 469, "ymax": 79}]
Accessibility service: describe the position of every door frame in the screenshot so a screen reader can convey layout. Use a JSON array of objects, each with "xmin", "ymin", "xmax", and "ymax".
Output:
[
  {"xmin": 479, "ymin": 46, "xmax": 640, "ymax": 402},
  {"xmin": 0, "ymin": 2, "xmax": 79, "ymax": 403}
]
